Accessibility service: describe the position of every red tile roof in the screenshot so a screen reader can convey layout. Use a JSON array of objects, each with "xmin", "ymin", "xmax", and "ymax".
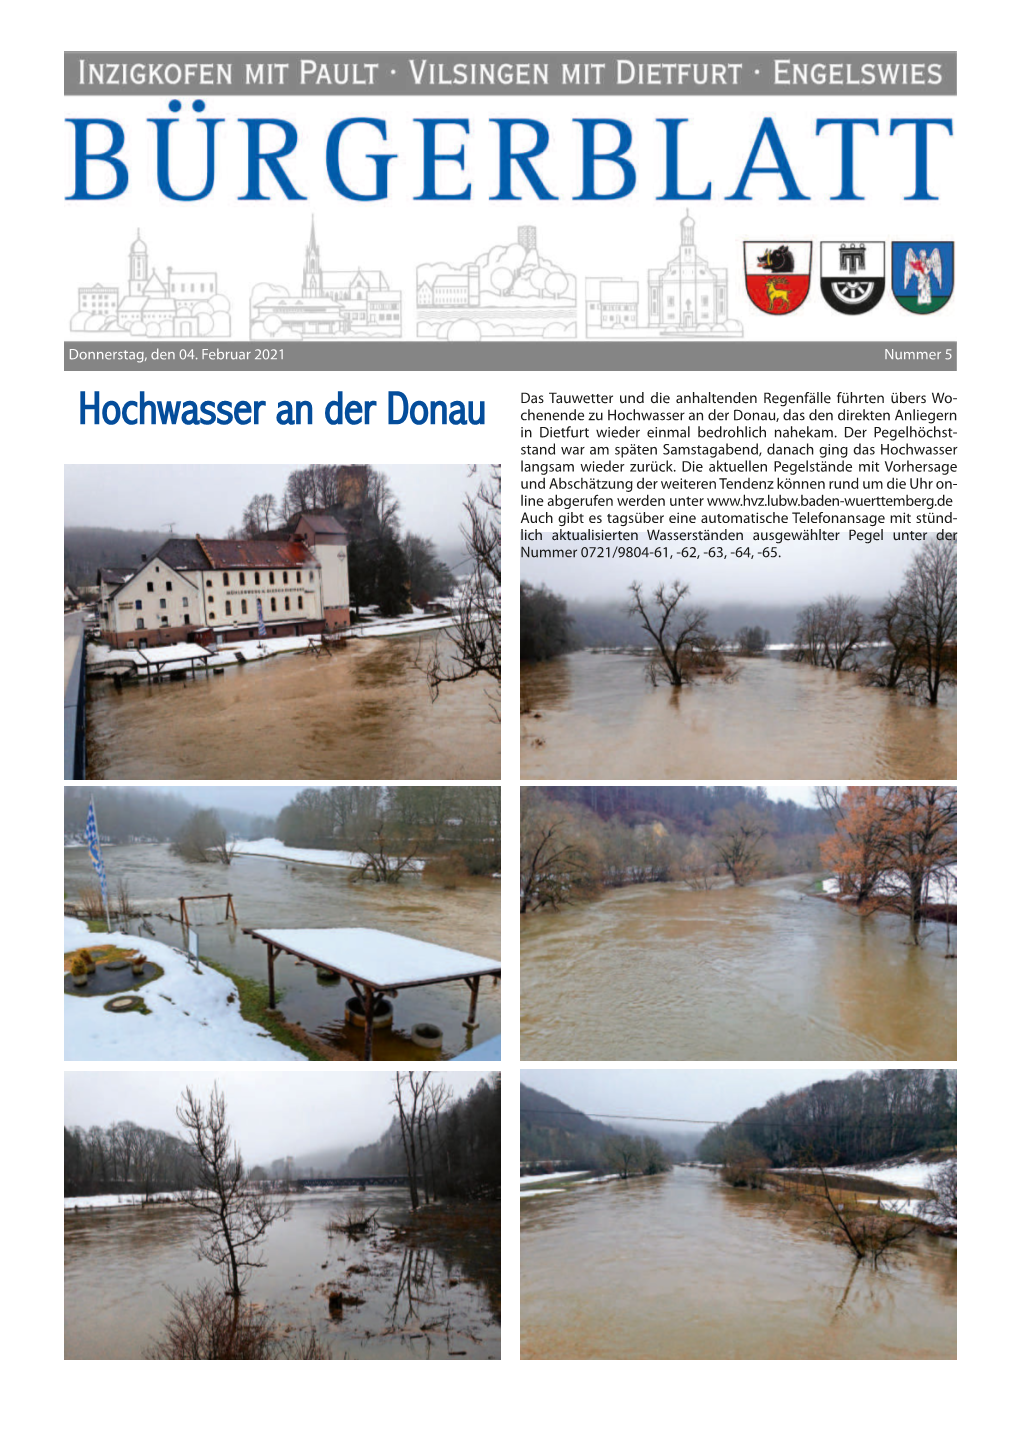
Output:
[{"xmin": 197, "ymin": 537, "xmax": 316, "ymax": 569}]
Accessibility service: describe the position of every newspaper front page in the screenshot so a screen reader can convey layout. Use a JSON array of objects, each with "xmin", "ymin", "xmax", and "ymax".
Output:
[{"xmin": 52, "ymin": 5, "xmax": 991, "ymax": 1412}]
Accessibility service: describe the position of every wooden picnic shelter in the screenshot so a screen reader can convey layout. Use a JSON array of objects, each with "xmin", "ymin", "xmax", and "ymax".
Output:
[{"xmin": 242, "ymin": 926, "xmax": 501, "ymax": 1059}]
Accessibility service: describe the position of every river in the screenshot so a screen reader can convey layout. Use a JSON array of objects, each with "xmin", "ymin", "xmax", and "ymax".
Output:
[
  {"xmin": 521, "ymin": 1167, "xmax": 955, "ymax": 1359},
  {"xmin": 87, "ymin": 634, "xmax": 500, "ymax": 780},
  {"xmin": 521, "ymin": 877, "xmax": 955, "ymax": 1060},
  {"xmin": 65, "ymin": 844, "xmax": 500, "ymax": 1060},
  {"xmin": 521, "ymin": 653, "xmax": 956, "ymax": 780},
  {"xmin": 65, "ymin": 1190, "xmax": 500, "ymax": 1360}
]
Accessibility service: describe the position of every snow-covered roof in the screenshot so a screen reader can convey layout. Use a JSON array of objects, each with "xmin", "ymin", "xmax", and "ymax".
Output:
[
  {"xmin": 130, "ymin": 643, "xmax": 212, "ymax": 665},
  {"xmin": 244, "ymin": 927, "xmax": 499, "ymax": 989}
]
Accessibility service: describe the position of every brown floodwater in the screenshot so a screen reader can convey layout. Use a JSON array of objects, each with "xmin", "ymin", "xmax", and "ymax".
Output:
[
  {"xmin": 65, "ymin": 844, "xmax": 500, "ymax": 1060},
  {"xmin": 521, "ymin": 653, "xmax": 956, "ymax": 780},
  {"xmin": 87, "ymin": 634, "xmax": 500, "ymax": 780},
  {"xmin": 521, "ymin": 1167, "xmax": 955, "ymax": 1360},
  {"xmin": 65, "ymin": 1190, "xmax": 500, "ymax": 1360},
  {"xmin": 520, "ymin": 877, "xmax": 955, "ymax": 1060}
]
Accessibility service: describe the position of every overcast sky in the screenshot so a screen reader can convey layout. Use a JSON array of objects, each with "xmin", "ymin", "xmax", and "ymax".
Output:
[
  {"xmin": 159, "ymin": 785, "xmax": 307, "ymax": 816},
  {"xmin": 64, "ymin": 1070, "xmax": 492, "ymax": 1160},
  {"xmin": 64, "ymin": 463, "xmax": 480, "ymax": 562},
  {"xmin": 522, "ymin": 1068, "xmax": 864, "ymax": 1133},
  {"xmin": 522, "ymin": 536, "xmax": 921, "ymax": 605}
]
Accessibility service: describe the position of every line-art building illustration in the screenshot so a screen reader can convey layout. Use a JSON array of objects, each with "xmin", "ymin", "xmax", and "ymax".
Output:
[
  {"xmin": 71, "ymin": 231, "xmax": 232, "ymax": 338},
  {"xmin": 250, "ymin": 220, "xmax": 402, "ymax": 340},
  {"xmin": 417, "ymin": 225, "xmax": 576, "ymax": 340},
  {"xmin": 586, "ymin": 213, "xmax": 742, "ymax": 340}
]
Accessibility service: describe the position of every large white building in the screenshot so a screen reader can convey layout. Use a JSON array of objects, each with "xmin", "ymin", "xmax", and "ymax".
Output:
[
  {"xmin": 97, "ymin": 514, "xmax": 350, "ymax": 649},
  {"xmin": 647, "ymin": 212, "xmax": 729, "ymax": 330}
]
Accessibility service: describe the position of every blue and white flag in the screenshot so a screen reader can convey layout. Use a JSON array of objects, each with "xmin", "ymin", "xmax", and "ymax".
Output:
[
  {"xmin": 256, "ymin": 599, "xmax": 267, "ymax": 638},
  {"xmin": 85, "ymin": 799, "xmax": 109, "ymax": 905}
]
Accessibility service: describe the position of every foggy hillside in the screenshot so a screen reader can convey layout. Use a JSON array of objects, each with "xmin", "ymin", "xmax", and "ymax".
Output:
[
  {"xmin": 65, "ymin": 526, "xmax": 168, "ymax": 587},
  {"xmin": 568, "ymin": 597, "xmax": 886, "ymax": 649}
]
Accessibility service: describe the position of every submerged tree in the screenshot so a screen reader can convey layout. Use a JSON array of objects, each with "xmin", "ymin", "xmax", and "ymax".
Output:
[
  {"xmin": 171, "ymin": 808, "xmax": 233, "ymax": 864},
  {"xmin": 146, "ymin": 1283, "xmax": 329, "ymax": 1360},
  {"xmin": 819, "ymin": 786, "xmax": 957, "ymax": 933},
  {"xmin": 712, "ymin": 805, "xmax": 775, "ymax": 887},
  {"xmin": 899, "ymin": 536, "xmax": 957, "ymax": 705},
  {"xmin": 177, "ymin": 1084, "xmax": 290, "ymax": 1299},
  {"xmin": 626, "ymin": 579, "xmax": 715, "ymax": 688}
]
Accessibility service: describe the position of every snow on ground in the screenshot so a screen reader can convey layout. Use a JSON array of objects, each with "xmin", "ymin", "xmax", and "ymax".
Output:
[
  {"xmin": 64, "ymin": 1192, "xmax": 188, "ymax": 1210},
  {"xmin": 823, "ymin": 865, "xmax": 956, "ymax": 905},
  {"xmin": 87, "ymin": 616, "xmax": 453, "ymax": 676},
  {"xmin": 349, "ymin": 615, "xmax": 454, "ymax": 639},
  {"xmin": 827, "ymin": 1160, "xmax": 942, "ymax": 1191},
  {"xmin": 233, "ymin": 837, "xmax": 424, "ymax": 872},
  {"xmin": 64, "ymin": 916, "xmax": 303, "ymax": 1061},
  {"xmin": 520, "ymin": 1171, "xmax": 591, "ymax": 1187},
  {"xmin": 520, "ymin": 1173, "xmax": 622, "ymax": 1197}
]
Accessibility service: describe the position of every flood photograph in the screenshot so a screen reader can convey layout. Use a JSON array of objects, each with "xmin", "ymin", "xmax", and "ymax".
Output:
[
  {"xmin": 65, "ymin": 462, "xmax": 500, "ymax": 780},
  {"xmin": 65, "ymin": 784, "xmax": 501, "ymax": 1062},
  {"xmin": 520, "ymin": 1068, "xmax": 956, "ymax": 1361},
  {"xmin": 65, "ymin": 1070, "xmax": 500, "ymax": 1360},
  {"xmin": 520, "ymin": 536, "xmax": 956, "ymax": 779},
  {"xmin": 521, "ymin": 785, "xmax": 956, "ymax": 1060}
]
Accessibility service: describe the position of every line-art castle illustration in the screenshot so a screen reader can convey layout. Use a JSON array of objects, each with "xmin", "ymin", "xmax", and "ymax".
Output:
[
  {"xmin": 72, "ymin": 231, "xmax": 231, "ymax": 338},
  {"xmin": 417, "ymin": 226, "xmax": 576, "ymax": 341},
  {"xmin": 585, "ymin": 213, "xmax": 742, "ymax": 340},
  {"xmin": 250, "ymin": 220, "xmax": 402, "ymax": 340}
]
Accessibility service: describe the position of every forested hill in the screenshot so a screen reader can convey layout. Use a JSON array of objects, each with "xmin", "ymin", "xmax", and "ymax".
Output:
[
  {"xmin": 540, "ymin": 785, "xmax": 824, "ymax": 836},
  {"xmin": 521, "ymin": 1084, "xmax": 617, "ymax": 1168},
  {"xmin": 65, "ymin": 526, "xmax": 166, "ymax": 587},
  {"xmin": 698, "ymin": 1069, "xmax": 957, "ymax": 1169}
]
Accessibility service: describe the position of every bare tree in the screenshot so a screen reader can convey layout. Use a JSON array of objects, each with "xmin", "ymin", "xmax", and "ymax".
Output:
[
  {"xmin": 147, "ymin": 1283, "xmax": 328, "ymax": 1360},
  {"xmin": 712, "ymin": 805, "xmax": 774, "ymax": 887},
  {"xmin": 675, "ymin": 836, "xmax": 716, "ymax": 890},
  {"xmin": 626, "ymin": 579, "xmax": 713, "ymax": 687},
  {"xmin": 602, "ymin": 1134, "xmax": 646, "ymax": 1179},
  {"xmin": 176, "ymin": 1084, "xmax": 290, "ymax": 1298},
  {"xmin": 924, "ymin": 1158, "xmax": 957, "ymax": 1229},
  {"xmin": 393, "ymin": 1072, "xmax": 430, "ymax": 1210},
  {"xmin": 419, "ymin": 465, "xmax": 501, "ymax": 707},
  {"xmin": 865, "ymin": 592, "xmax": 916, "ymax": 690},
  {"xmin": 900, "ymin": 537, "xmax": 957, "ymax": 705},
  {"xmin": 351, "ymin": 825, "xmax": 422, "ymax": 885},
  {"xmin": 520, "ymin": 792, "xmax": 600, "ymax": 912},
  {"xmin": 241, "ymin": 492, "xmax": 277, "ymax": 537},
  {"xmin": 807, "ymin": 1157, "xmax": 918, "ymax": 1266}
]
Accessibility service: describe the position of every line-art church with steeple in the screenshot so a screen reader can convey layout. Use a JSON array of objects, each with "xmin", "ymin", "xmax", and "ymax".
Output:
[
  {"xmin": 250, "ymin": 220, "xmax": 401, "ymax": 340},
  {"xmin": 73, "ymin": 232, "xmax": 231, "ymax": 337}
]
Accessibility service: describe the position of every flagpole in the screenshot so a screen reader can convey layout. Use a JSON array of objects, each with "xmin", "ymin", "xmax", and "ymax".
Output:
[{"xmin": 90, "ymin": 792, "xmax": 112, "ymax": 934}]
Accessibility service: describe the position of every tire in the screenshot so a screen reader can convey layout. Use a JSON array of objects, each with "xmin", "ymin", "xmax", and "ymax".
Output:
[
  {"xmin": 411, "ymin": 1022, "xmax": 443, "ymax": 1050},
  {"xmin": 344, "ymin": 995, "xmax": 394, "ymax": 1029}
]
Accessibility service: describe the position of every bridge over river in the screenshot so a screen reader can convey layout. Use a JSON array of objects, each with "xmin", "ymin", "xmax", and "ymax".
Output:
[{"xmin": 296, "ymin": 1176, "xmax": 411, "ymax": 1190}]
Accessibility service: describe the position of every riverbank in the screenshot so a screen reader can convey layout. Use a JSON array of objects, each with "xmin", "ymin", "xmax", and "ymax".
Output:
[
  {"xmin": 64, "ymin": 916, "xmax": 305, "ymax": 1061},
  {"xmin": 765, "ymin": 1156, "xmax": 956, "ymax": 1236},
  {"xmin": 87, "ymin": 613, "xmax": 456, "ymax": 679}
]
